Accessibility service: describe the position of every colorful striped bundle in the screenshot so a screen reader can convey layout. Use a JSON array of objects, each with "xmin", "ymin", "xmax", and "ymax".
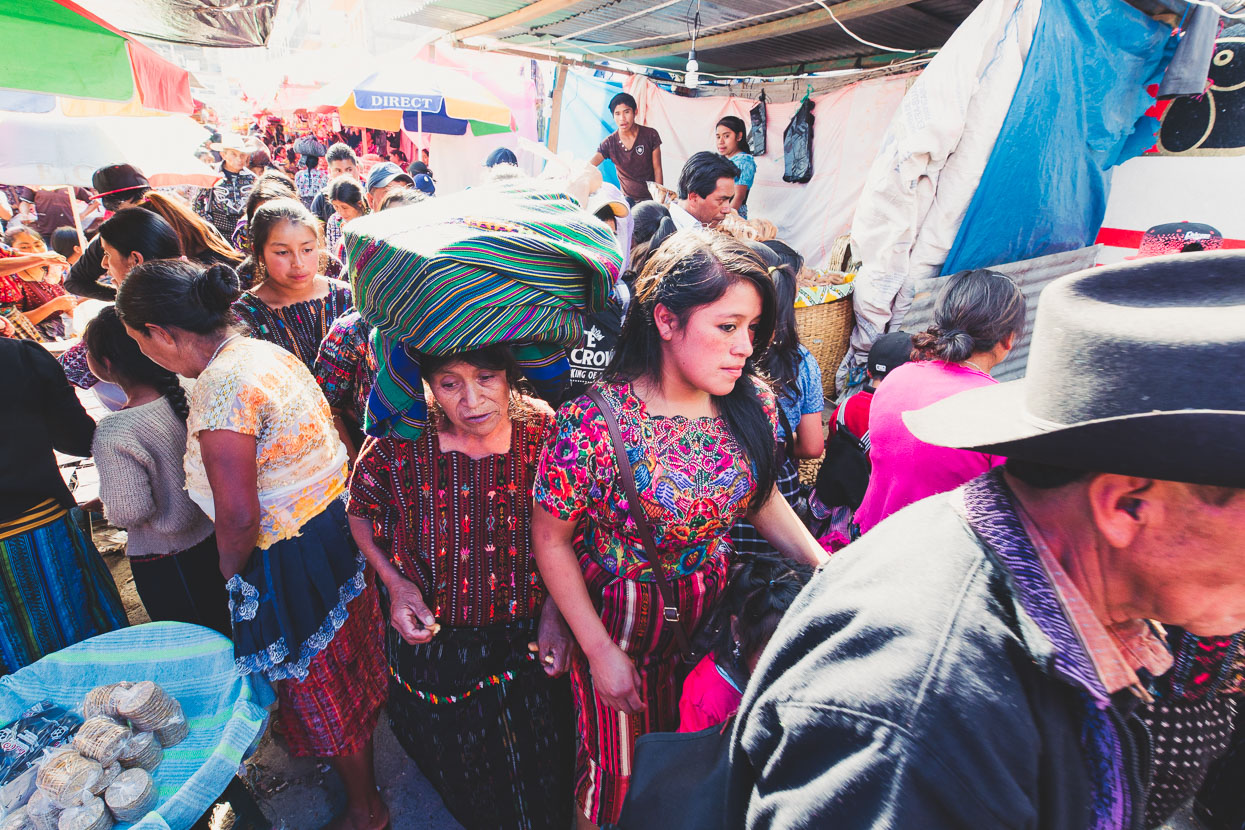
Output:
[{"xmin": 342, "ymin": 177, "xmax": 621, "ymax": 440}]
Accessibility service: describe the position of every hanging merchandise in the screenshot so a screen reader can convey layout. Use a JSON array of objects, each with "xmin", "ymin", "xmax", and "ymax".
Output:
[
  {"xmin": 749, "ymin": 90, "xmax": 767, "ymax": 156},
  {"xmin": 783, "ymin": 95, "xmax": 815, "ymax": 183}
]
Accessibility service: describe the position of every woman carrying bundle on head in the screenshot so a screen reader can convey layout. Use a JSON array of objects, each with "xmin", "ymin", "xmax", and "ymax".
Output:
[
  {"xmin": 347, "ymin": 344, "xmax": 575, "ymax": 830},
  {"xmin": 82, "ymin": 306, "xmax": 229, "ymax": 635},
  {"xmin": 531, "ymin": 229, "xmax": 827, "ymax": 828},
  {"xmin": 232, "ymin": 198, "xmax": 352, "ymax": 370},
  {"xmin": 116, "ymin": 259, "xmax": 389, "ymax": 830},
  {"xmin": 854, "ymin": 268, "xmax": 1026, "ymax": 535}
]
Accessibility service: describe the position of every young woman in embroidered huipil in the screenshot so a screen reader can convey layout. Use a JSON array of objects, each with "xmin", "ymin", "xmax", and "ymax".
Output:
[
  {"xmin": 532, "ymin": 230, "xmax": 828, "ymax": 828},
  {"xmin": 231, "ymin": 198, "xmax": 352, "ymax": 370},
  {"xmin": 116, "ymin": 260, "xmax": 389, "ymax": 830},
  {"xmin": 347, "ymin": 345, "xmax": 574, "ymax": 830}
]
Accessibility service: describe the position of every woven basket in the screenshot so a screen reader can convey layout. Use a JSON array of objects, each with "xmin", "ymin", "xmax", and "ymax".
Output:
[
  {"xmin": 827, "ymin": 234, "xmax": 853, "ymax": 272},
  {"xmin": 794, "ymin": 295, "xmax": 853, "ymax": 400}
]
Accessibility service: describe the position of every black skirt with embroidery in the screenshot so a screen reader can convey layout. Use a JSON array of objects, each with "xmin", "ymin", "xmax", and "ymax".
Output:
[{"xmin": 385, "ymin": 619, "xmax": 575, "ymax": 830}]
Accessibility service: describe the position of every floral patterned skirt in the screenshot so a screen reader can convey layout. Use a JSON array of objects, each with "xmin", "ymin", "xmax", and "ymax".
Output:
[{"xmin": 226, "ymin": 499, "xmax": 371, "ymax": 683}]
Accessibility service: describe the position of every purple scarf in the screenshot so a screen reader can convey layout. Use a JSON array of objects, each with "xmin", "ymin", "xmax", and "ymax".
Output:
[{"xmin": 956, "ymin": 469, "xmax": 1131, "ymax": 830}]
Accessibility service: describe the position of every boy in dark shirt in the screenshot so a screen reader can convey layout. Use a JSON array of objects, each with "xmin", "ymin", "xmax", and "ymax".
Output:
[{"xmin": 590, "ymin": 93, "xmax": 664, "ymax": 205}]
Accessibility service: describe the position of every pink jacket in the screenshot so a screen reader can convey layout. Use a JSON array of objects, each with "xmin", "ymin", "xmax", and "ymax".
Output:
[{"xmin": 854, "ymin": 360, "xmax": 1004, "ymax": 533}]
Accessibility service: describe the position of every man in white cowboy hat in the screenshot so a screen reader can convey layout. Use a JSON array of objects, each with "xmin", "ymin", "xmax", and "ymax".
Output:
[
  {"xmin": 193, "ymin": 132, "xmax": 255, "ymax": 239},
  {"xmin": 725, "ymin": 252, "xmax": 1245, "ymax": 829}
]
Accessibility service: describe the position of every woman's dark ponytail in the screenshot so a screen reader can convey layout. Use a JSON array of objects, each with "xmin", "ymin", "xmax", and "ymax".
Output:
[
  {"xmin": 192, "ymin": 264, "xmax": 242, "ymax": 316},
  {"xmin": 912, "ymin": 269, "xmax": 1026, "ymax": 362}
]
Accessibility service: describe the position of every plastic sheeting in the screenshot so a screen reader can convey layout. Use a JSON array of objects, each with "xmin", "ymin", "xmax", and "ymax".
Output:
[
  {"xmin": 942, "ymin": 0, "xmax": 1171, "ymax": 274},
  {"xmin": 625, "ymin": 73, "xmax": 911, "ymax": 270},
  {"xmin": 782, "ymin": 97, "xmax": 815, "ymax": 183},
  {"xmin": 77, "ymin": 0, "xmax": 278, "ymax": 47},
  {"xmin": 552, "ymin": 70, "xmax": 625, "ymax": 190},
  {"xmin": 848, "ymin": 0, "xmax": 1042, "ymax": 366}
]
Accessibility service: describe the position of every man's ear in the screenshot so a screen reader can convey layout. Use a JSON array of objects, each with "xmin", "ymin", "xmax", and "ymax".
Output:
[{"xmin": 1086, "ymin": 474, "xmax": 1155, "ymax": 549}]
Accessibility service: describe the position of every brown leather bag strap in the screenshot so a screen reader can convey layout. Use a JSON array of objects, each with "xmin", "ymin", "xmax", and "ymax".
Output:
[{"xmin": 585, "ymin": 386, "xmax": 693, "ymax": 660}]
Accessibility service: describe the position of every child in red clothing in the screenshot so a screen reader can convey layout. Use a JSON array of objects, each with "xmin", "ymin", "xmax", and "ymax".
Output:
[
  {"xmin": 813, "ymin": 331, "xmax": 915, "ymax": 549},
  {"xmin": 678, "ymin": 555, "xmax": 813, "ymax": 732}
]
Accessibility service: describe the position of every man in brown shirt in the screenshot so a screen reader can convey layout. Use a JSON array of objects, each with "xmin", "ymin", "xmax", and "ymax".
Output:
[{"xmin": 591, "ymin": 92, "xmax": 664, "ymax": 205}]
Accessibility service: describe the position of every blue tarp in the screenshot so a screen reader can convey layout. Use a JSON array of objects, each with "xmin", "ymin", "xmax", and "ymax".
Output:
[
  {"xmin": 0, "ymin": 623, "xmax": 273, "ymax": 830},
  {"xmin": 942, "ymin": 0, "xmax": 1172, "ymax": 274},
  {"xmin": 551, "ymin": 69, "xmax": 623, "ymax": 188}
]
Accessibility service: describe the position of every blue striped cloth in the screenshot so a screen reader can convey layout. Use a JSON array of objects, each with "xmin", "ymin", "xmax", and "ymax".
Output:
[{"xmin": 0, "ymin": 622, "xmax": 274, "ymax": 830}]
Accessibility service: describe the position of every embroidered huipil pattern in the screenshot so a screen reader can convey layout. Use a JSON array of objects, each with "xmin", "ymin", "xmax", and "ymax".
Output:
[
  {"xmin": 347, "ymin": 409, "xmax": 552, "ymax": 627},
  {"xmin": 186, "ymin": 337, "xmax": 347, "ymax": 549},
  {"xmin": 534, "ymin": 380, "xmax": 778, "ymax": 581}
]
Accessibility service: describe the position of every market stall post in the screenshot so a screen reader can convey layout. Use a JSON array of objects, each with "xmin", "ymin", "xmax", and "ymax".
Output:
[{"xmin": 64, "ymin": 185, "xmax": 88, "ymax": 257}]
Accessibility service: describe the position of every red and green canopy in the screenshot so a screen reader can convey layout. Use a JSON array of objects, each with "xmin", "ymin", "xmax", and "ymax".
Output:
[{"xmin": 0, "ymin": 0, "xmax": 193, "ymax": 114}]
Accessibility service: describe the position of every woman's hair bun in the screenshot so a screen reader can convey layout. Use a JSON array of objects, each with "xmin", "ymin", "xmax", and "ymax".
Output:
[{"xmin": 193, "ymin": 264, "xmax": 241, "ymax": 313}]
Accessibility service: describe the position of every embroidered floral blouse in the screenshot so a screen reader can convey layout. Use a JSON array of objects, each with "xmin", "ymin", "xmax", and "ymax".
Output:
[
  {"xmin": 313, "ymin": 311, "xmax": 376, "ymax": 428},
  {"xmin": 534, "ymin": 379, "xmax": 778, "ymax": 581},
  {"xmin": 185, "ymin": 337, "xmax": 347, "ymax": 550},
  {"xmin": 346, "ymin": 407, "xmax": 552, "ymax": 628}
]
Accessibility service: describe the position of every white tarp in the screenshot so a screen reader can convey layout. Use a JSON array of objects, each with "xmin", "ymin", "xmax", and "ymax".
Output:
[
  {"xmin": 846, "ymin": 0, "xmax": 1042, "ymax": 371},
  {"xmin": 626, "ymin": 72, "xmax": 912, "ymax": 270}
]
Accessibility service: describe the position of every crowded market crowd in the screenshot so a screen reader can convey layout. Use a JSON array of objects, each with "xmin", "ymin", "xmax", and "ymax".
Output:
[{"xmin": 1, "ymin": 88, "xmax": 1243, "ymax": 830}]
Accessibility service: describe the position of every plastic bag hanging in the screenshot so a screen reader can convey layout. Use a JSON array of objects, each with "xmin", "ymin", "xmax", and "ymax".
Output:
[
  {"xmin": 748, "ymin": 91, "xmax": 767, "ymax": 156},
  {"xmin": 783, "ymin": 96, "xmax": 815, "ymax": 183}
]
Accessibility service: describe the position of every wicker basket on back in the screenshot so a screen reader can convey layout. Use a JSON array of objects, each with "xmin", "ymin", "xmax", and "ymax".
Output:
[{"xmin": 793, "ymin": 261, "xmax": 855, "ymax": 487}]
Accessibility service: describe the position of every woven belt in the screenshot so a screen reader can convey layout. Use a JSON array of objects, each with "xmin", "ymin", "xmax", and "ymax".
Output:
[{"xmin": 0, "ymin": 499, "xmax": 68, "ymax": 541}]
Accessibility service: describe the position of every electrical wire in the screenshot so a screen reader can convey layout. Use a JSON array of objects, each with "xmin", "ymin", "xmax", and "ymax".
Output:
[
  {"xmin": 812, "ymin": 0, "xmax": 927, "ymax": 53},
  {"xmin": 562, "ymin": 36, "xmax": 933, "ymax": 82},
  {"xmin": 603, "ymin": 1, "xmax": 820, "ymax": 48}
]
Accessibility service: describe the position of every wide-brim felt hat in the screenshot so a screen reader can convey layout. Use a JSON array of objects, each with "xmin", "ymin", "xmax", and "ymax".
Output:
[
  {"xmin": 209, "ymin": 133, "xmax": 248, "ymax": 152},
  {"xmin": 904, "ymin": 250, "xmax": 1245, "ymax": 488}
]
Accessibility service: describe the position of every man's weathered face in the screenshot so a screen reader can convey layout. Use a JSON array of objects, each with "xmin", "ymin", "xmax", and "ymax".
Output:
[
  {"xmin": 686, "ymin": 177, "xmax": 735, "ymax": 227},
  {"xmin": 1118, "ymin": 481, "xmax": 1245, "ymax": 636}
]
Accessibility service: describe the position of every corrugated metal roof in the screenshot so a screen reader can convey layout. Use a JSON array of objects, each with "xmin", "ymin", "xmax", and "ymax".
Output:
[
  {"xmin": 900, "ymin": 246, "xmax": 1101, "ymax": 383},
  {"xmin": 398, "ymin": 0, "xmax": 983, "ymax": 73}
]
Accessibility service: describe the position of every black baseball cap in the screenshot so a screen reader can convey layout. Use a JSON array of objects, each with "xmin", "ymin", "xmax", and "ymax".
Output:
[
  {"xmin": 867, "ymin": 331, "xmax": 914, "ymax": 378},
  {"xmin": 484, "ymin": 147, "xmax": 518, "ymax": 168},
  {"xmin": 90, "ymin": 164, "xmax": 150, "ymax": 201}
]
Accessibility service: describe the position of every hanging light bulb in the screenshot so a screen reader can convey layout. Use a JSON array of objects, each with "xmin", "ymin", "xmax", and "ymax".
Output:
[{"xmin": 685, "ymin": 49, "xmax": 700, "ymax": 89}]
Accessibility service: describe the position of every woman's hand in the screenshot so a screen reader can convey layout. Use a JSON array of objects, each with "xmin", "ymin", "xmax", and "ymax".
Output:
[
  {"xmin": 587, "ymin": 641, "xmax": 645, "ymax": 714},
  {"xmin": 532, "ymin": 598, "xmax": 575, "ymax": 677},
  {"xmin": 387, "ymin": 576, "xmax": 438, "ymax": 645},
  {"xmin": 50, "ymin": 294, "xmax": 78, "ymax": 313}
]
